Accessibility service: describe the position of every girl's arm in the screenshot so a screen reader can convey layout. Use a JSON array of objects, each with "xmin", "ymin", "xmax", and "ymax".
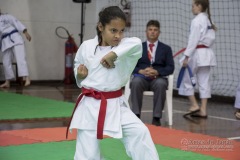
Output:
[
  {"xmin": 184, "ymin": 19, "xmax": 202, "ymax": 57},
  {"xmin": 112, "ymin": 37, "xmax": 142, "ymax": 60},
  {"xmin": 101, "ymin": 37, "xmax": 142, "ymax": 69},
  {"xmin": 74, "ymin": 43, "xmax": 88, "ymax": 87}
]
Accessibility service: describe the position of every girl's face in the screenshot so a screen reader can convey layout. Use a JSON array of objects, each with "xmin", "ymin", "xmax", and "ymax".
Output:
[
  {"xmin": 98, "ymin": 18, "xmax": 126, "ymax": 46},
  {"xmin": 192, "ymin": 2, "xmax": 202, "ymax": 15}
]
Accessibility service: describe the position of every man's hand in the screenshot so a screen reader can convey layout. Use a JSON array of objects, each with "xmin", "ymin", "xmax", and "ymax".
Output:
[
  {"xmin": 139, "ymin": 67, "xmax": 159, "ymax": 77},
  {"xmin": 100, "ymin": 51, "xmax": 117, "ymax": 69},
  {"xmin": 77, "ymin": 64, "xmax": 88, "ymax": 79}
]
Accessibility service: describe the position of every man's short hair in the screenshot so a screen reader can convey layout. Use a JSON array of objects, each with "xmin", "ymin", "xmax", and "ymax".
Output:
[{"xmin": 146, "ymin": 20, "xmax": 160, "ymax": 28}]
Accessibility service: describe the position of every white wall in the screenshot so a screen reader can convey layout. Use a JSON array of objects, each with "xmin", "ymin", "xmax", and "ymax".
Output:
[{"xmin": 0, "ymin": 0, "xmax": 108, "ymax": 80}]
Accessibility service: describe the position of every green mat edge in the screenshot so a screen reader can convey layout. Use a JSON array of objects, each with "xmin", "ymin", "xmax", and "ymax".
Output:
[
  {"xmin": 0, "ymin": 139, "xmax": 222, "ymax": 160},
  {"xmin": 0, "ymin": 91, "xmax": 75, "ymax": 120}
]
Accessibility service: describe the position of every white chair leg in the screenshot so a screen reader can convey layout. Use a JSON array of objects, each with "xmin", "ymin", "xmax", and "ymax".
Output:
[
  {"xmin": 164, "ymin": 74, "xmax": 173, "ymax": 126},
  {"xmin": 166, "ymin": 90, "xmax": 173, "ymax": 126}
]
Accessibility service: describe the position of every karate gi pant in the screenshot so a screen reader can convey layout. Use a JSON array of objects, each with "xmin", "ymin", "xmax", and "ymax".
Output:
[
  {"xmin": 74, "ymin": 106, "xmax": 159, "ymax": 160},
  {"xmin": 235, "ymin": 84, "xmax": 240, "ymax": 109},
  {"xmin": 178, "ymin": 66, "xmax": 211, "ymax": 99},
  {"xmin": 1, "ymin": 44, "xmax": 29, "ymax": 80}
]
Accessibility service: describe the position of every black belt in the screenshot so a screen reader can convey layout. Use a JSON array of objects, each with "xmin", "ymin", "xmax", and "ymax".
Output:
[{"xmin": 1, "ymin": 29, "xmax": 18, "ymax": 43}]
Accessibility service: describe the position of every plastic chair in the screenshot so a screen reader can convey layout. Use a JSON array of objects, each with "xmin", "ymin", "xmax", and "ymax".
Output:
[{"xmin": 124, "ymin": 74, "xmax": 174, "ymax": 126}]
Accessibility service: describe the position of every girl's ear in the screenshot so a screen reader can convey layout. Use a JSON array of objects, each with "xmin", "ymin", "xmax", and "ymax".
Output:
[{"xmin": 98, "ymin": 22, "xmax": 103, "ymax": 32}]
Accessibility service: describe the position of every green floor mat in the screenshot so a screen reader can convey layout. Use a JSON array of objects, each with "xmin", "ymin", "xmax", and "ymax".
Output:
[
  {"xmin": 0, "ymin": 91, "xmax": 74, "ymax": 120},
  {"xmin": 0, "ymin": 139, "xmax": 221, "ymax": 160}
]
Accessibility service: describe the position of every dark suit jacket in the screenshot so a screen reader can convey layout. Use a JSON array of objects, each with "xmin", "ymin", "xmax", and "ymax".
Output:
[{"xmin": 133, "ymin": 41, "xmax": 175, "ymax": 77}]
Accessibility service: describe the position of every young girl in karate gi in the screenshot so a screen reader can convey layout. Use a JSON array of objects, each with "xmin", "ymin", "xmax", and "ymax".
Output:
[
  {"xmin": 234, "ymin": 83, "xmax": 240, "ymax": 120},
  {"xmin": 67, "ymin": 6, "xmax": 159, "ymax": 160},
  {"xmin": 178, "ymin": 0, "xmax": 217, "ymax": 118},
  {"xmin": 0, "ymin": 9, "xmax": 31, "ymax": 88}
]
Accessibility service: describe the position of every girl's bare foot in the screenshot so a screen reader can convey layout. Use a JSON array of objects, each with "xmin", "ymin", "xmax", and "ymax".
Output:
[
  {"xmin": 191, "ymin": 109, "xmax": 208, "ymax": 118},
  {"xmin": 235, "ymin": 110, "xmax": 240, "ymax": 120},
  {"xmin": 23, "ymin": 76, "xmax": 31, "ymax": 87},
  {"xmin": 0, "ymin": 81, "xmax": 10, "ymax": 88},
  {"xmin": 24, "ymin": 78, "xmax": 31, "ymax": 87},
  {"xmin": 198, "ymin": 109, "xmax": 207, "ymax": 116},
  {"xmin": 183, "ymin": 105, "xmax": 200, "ymax": 117},
  {"xmin": 188, "ymin": 105, "xmax": 200, "ymax": 112}
]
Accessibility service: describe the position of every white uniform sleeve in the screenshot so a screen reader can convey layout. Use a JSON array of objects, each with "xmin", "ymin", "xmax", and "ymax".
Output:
[
  {"xmin": 7, "ymin": 14, "xmax": 26, "ymax": 32},
  {"xmin": 184, "ymin": 19, "xmax": 201, "ymax": 57},
  {"xmin": 74, "ymin": 43, "xmax": 86, "ymax": 88},
  {"xmin": 112, "ymin": 37, "xmax": 142, "ymax": 60}
]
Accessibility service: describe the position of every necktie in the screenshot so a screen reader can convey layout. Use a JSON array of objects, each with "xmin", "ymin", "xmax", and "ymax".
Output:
[{"xmin": 148, "ymin": 43, "xmax": 155, "ymax": 63}]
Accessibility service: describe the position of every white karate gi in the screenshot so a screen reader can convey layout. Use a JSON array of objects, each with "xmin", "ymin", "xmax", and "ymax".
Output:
[
  {"xmin": 70, "ymin": 36, "xmax": 159, "ymax": 160},
  {"xmin": 235, "ymin": 84, "xmax": 240, "ymax": 109},
  {"xmin": 179, "ymin": 12, "xmax": 217, "ymax": 98},
  {"xmin": 0, "ymin": 14, "xmax": 29, "ymax": 80}
]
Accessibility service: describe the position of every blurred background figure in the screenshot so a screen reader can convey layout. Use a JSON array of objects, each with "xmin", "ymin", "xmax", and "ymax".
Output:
[
  {"xmin": 178, "ymin": 0, "xmax": 217, "ymax": 118},
  {"xmin": 234, "ymin": 83, "xmax": 240, "ymax": 120},
  {"xmin": 0, "ymin": 9, "xmax": 31, "ymax": 88}
]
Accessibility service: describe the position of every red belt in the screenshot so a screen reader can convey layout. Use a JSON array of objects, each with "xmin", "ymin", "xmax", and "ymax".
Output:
[
  {"xmin": 66, "ymin": 87, "xmax": 122, "ymax": 139},
  {"xmin": 173, "ymin": 45, "xmax": 208, "ymax": 58}
]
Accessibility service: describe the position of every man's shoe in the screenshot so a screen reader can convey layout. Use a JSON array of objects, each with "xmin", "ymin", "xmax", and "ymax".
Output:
[{"xmin": 152, "ymin": 117, "xmax": 161, "ymax": 126}]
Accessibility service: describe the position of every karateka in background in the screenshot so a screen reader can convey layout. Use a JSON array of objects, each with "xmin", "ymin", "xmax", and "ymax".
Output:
[
  {"xmin": 0, "ymin": 9, "xmax": 31, "ymax": 88},
  {"xmin": 178, "ymin": 0, "xmax": 217, "ymax": 118},
  {"xmin": 234, "ymin": 83, "xmax": 240, "ymax": 120},
  {"xmin": 67, "ymin": 6, "xmax": 159, "ymax": 160}
]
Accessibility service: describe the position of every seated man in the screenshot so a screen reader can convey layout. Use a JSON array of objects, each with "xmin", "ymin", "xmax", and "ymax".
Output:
[{"xmin": 130, "ymin": 20, "xmax": 174, "ymax": 126}]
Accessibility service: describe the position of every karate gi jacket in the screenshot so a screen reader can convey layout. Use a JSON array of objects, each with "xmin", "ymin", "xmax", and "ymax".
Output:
[
  {"xmin": 70, "ymin": 36, "xmax": 142, "ymax": 138},
  {"xmin": 183, "ymin": 12, "xmax": 217, "ymax": 67},
  {"xmin": 0, "ymin": 14, "xmax": 26, "ymax": 52}
]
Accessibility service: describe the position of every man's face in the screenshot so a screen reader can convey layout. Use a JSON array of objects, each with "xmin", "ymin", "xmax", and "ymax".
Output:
[{"xmin": 146, "ymin": 25, "xmax": 160, "ymax": 42}]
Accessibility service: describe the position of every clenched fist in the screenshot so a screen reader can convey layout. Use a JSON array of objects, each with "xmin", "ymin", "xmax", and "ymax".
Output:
[
  {"xmin": 77, "ymin": 64, "xmax": 88, "ymax": 79},
  {"xmin": 100, "ymin": 51, "xmax": 118, "ymax": 69}
]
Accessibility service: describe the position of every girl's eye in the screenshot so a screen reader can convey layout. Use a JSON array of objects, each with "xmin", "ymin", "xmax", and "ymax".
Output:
[
  {"xmin": 110, "ymin": 29, "xmax": 125, "ymax": 34},
  {"xmin": 111, "ymin": 29, "xmax": 117, "ymax": 33}
]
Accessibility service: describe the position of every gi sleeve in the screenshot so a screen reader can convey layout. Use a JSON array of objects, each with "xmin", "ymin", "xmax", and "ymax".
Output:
[
  {"xmin": 184, "ymin": 19, "xmax": 202, "ymax": 57},
  {"xmin": 7, "ymin": 14, "xmax": 26, "ymax": 32},
  {"xmin": 112, "ymin": 37, "xmax": 142, "ymax": 60},
  {"xmin": 74, "ymin": 42, "xmax": 86, "ymax": 88},
  {"xmin": 111, "ymin": 37, "xmax": 142, "ymax": 80}
]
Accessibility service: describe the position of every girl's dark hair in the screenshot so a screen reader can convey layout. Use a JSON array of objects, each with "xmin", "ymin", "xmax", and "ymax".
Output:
[
  {"xmin": 96, "ymin": 6, "xmax": 126, "ymax": 43},
  {"xmin": 194, "ymin": 0, "xmax": 217, "ymax": 30}
]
